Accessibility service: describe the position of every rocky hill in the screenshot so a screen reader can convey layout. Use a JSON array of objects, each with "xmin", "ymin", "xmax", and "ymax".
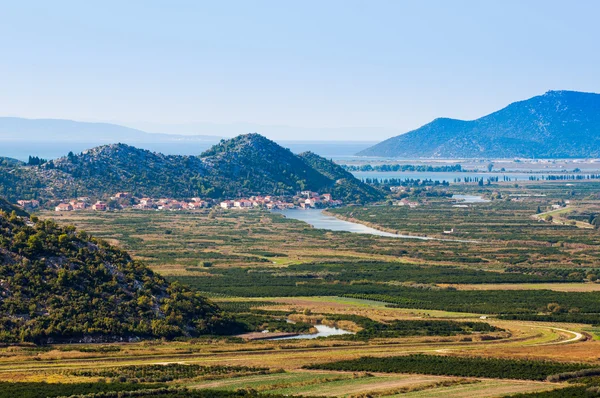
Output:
[
  {"xmin": 0, "ymin": 134, "xmax": 383, "ymax": 203},
  {"xmin": 359, "ymin": 91, "xmax": 600, "ymax": 158},
  {"xmin": 0, "ymin": 157, "xmax": 23, "ymax": 167},
  {"xmin": 0, "ymin": 210, "xmax": 231, "ymax": 344},
  {"xmin": 298, "ymin": 151, "xmax": 383, "ymax": 202},
  {"xmin": 199, "ymin": 134, "xmax": 333, "ymax": 196}
]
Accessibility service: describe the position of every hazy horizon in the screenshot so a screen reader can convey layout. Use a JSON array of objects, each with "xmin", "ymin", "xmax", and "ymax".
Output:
[{"xmin": 2, "ymin": 1, "xmax": 600, "ymax": 141}]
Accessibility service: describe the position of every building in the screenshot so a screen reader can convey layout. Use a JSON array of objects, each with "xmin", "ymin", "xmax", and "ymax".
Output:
[
  {"xmin": 396, "ymin": 199, "xmax": 419, "ymax": 208},
  {"xmin": 322, "ymin": 194, "xmax": 332, "ymax": 202},
  {"xmin": 187, "ymin": 200, "xmax": 208, "ymax": 209},
  {"xmin": 220, "ymin": 200, "xmax": 233, "ymax": 209},
  {"xmin": 55, "ymin": 203, "xmax": 73, "ymax": 212},
  {"xmin": 139, "ymin": 198, "xmax": 153, "ymax": 206},
  {"xmin": 164, "ymin": 201, "xmax": 183, "ymax": 210},
  {"xmin": 234, "ymin": 199, "xmax": 253, "ymax": 208},
  {"xmin": 92, "ymin": 201, "xmax": 107, "ymax": 211},
  {"xmin": 300, "ymin": 191, "xmax": 319, "ymax": 198},
  {"xmin": 133, "ymin": 203, "xmax": 154, "ymax": 210},
  {"xmin": 17, "ymin": 200, "xmax": 40, "ymax": 210},
  {"xmin": 114, "ymin": 192, "xmax": 131, "ymax": 199},
  {"xmin": 70, "ymin": 201, "xmax": 87, "ymax": 210},
  {"xmin": 305, "ymin": 198, "xmax": 320, "ymax": 207}
]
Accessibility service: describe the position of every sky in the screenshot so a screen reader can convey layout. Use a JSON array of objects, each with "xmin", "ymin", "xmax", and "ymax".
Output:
[{"xmin": 1, "ymin": 0, "xmax": 599, "ymax": 141}]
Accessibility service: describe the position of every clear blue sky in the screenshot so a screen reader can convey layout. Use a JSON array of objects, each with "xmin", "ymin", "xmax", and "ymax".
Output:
[{"xmin": 1, "ymin": 0, "xmax": 598, "ymax": 140}]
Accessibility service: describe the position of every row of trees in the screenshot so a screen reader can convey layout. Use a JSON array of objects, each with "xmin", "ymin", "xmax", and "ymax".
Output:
[
  {"xmin": 343, "ymin": 164, "xmax": 463, "ymax": 172},
  {"xmin": 308, "ymin": 354, "xmax": 592, "ymax": 381}
]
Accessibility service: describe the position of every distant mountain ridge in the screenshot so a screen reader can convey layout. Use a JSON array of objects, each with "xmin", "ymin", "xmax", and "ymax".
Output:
[
  {"xmin": 359, "ymin": 91, "xmax": 600, "ymax": 158},
  {"xmin": 0, "ymin": 134, "xmax": 383, "ymax": 203},
  {"xmin": 0, "ymin": 117, "xmax": 224, "ymax": 143}
]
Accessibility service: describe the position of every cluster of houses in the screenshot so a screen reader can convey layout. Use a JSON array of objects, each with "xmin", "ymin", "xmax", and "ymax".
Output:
[
  {"xmin": 17, "ymin": 191, "xmax": 342, "ymax": 213},
  {"xmin": 219, "ymin": 192, "xmax": 342, "ymax": 210},
  {"xmin": 55, "ymin": 199, "xmax": 107, "ymax": 212},
  {"xmin": 134, "ymin": 197, "xmax": 209, "ymax": 211},
  {"xmin": 395, "ymin": 198, "xmax": 420, "ymax": 208},
  {"xmin": 49, "ymin": 194, "xmax": 210, "ymax": 212},
  {"xmin": 17, "ymin": 200, "xmax": 40, "ymax": 210}
]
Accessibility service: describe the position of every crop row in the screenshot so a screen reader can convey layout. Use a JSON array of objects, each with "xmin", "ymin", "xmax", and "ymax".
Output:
[{"xmin": 307, "ymin": 354, "xmax": 592, "ymax": 381}]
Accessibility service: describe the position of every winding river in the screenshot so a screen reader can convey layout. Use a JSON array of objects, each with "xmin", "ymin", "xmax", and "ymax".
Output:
[
  {"xmin": 276, "ymin": 208, "xmax": 432, "ymax": 240},
  {"xmin": 275, "ymin": 208, "xmax": 479, "ymax": 243}
]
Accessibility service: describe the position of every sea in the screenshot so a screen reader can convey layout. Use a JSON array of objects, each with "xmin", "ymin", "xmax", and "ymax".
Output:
[{"xmin": 0, "ymin": 141, "xmax": 377, "ymax": 162}]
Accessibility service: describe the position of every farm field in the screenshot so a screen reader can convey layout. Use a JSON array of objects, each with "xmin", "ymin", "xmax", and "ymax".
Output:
[
  {"xmin": 0, "ymin": 292, "xmax": 597, "ymax": 397},
  {"xmin": 0, "ymin": 294, "xmax": 593, "ymax": 397},
  {"xmin": 25, "ymin": 181, "xmax": 600, "ymax": 397},
  {"xmin": 439, "ymin": 283, "xmax": 600, "ymax": 292}
]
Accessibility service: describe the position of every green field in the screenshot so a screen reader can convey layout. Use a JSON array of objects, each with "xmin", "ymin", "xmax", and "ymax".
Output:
[{"xmin": 22, "ymin": 180, "xmax": 600, "ymax": 397}]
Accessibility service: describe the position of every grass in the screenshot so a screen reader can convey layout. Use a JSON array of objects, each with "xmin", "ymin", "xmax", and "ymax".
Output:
[
  {"xmin": 438, "ymin": 283, "xmax": 600, "ymax": 292},
  {"xmin": 397, "ymin": 379, "xmax": 559, "ymax": 398}
]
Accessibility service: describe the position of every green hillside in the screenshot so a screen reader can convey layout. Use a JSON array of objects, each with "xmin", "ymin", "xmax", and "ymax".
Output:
[
  {"xmin": 0, "ymin": 134, "xmax": 381, "ymax": 203},
  {"xmin": 0, "ymin": 210, "xmax": 230, "ymax": 344}
]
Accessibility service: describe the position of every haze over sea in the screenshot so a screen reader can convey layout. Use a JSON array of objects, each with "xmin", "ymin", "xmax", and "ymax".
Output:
[{"xmin": 0, "ymin": 141, "xmax": 377, "ymax": 162}]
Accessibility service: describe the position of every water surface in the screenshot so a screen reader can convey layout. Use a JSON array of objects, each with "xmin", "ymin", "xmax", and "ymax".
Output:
[
  {"xmin": 452, "ymin": 194, "xmax": 490, "ymax": 203},
  {"xmin": 276, "ymin": 208, "xmax": 478, "ymax": 243},
  {"xmin": 277, "ymin": 208, "xmax": 430, "ymax": 240},
  {"xmin": 270, "ymin": 324, "xmax": 353, "ymax": 340}
]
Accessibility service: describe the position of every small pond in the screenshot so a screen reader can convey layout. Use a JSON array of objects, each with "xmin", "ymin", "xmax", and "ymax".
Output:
[{"xmin": 269, "ymin": 324, "xmax": 353, "ymax": 340}]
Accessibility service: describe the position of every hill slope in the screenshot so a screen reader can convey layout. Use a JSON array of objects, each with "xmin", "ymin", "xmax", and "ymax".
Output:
[
  {"xmin": 0, "ymin": 210, "xmax": 229, "ymax": 344},
  {"xmin": 199, "ymin": 134, "xmax": 333, "ymax": 196},
  {"xmin": 359, "ymin": 91, "xmax": 600, "ymax": 158},
  {"xmin": 0, "ymin": 198, "xmax": 27, "ymax": 216},
  {"xmin": 298, "ymin": 151, "xmax": 383, "ymax": 202},
  {"xmin": 0, "ymin": 134, "xmax": 381, "ymax": 202}
]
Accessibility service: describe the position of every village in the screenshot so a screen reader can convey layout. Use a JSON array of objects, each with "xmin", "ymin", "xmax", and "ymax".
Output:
[{"xmin": 15, "ymin": 191, "xmax": 343, "ymax": 213}]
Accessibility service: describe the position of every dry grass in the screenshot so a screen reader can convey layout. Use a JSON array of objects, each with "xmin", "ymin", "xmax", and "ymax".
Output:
[{"xmin": 439, "ymin": 283, "xmax": 600, "ymax": 292}]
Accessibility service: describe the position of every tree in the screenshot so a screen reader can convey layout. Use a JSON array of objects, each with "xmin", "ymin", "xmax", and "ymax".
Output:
[{"xmin": 547, "ymin": 303, "xmax": 564, "ymax": 313}]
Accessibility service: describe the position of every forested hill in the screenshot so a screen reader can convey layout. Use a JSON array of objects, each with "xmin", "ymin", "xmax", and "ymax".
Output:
[
  {"xmin": 0, "ymin": 133, "xmax": 383, "ymax": 203},
  {"xmin": 198, "ymin": 134, "xmax": 333, "ymax": 196},
  {"xmin": 298, "ymin": 151, "xmax": 383, "ymax": 202},
  {"xmin": 0, "ymin": 209, "xmax": 231, "ymax": 344},
  {"xmin": 359, "ymin": 90, "xmax": 600, "ymax": 158}
]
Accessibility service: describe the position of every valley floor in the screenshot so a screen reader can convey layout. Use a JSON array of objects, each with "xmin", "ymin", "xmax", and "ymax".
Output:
[{"xmin": 15, "ymin": 180, "xmax": 600, "ymax": 397}]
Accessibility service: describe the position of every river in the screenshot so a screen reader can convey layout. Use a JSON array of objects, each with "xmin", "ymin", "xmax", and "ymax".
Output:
[
  {"xmin": 269, "ymin": 324, "xmax": 353, "ymax": 340},
  {"xmin": 276, "ymin": 208, "xmax": 480, "ymax": 243},
  {"xmin": 452, "ymin": 194, "xmax": 490, "ymax": 203},
  {"xmin": 276, "ymin": 208, "xmax": 432, "ymax": 240}
]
